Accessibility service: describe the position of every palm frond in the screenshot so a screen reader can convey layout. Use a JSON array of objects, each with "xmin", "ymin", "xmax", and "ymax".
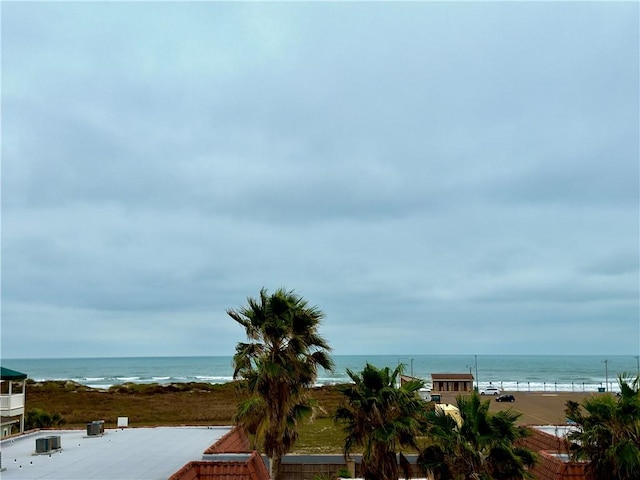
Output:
[{"xmin": 228, "ymin": 287, "xmax": 333, "ymax": 480}]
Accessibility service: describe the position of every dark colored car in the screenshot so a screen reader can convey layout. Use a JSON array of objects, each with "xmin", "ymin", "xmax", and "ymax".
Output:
[{"xmin": 496, "ymin": 394, "xmax": 515, "ymax": 402}]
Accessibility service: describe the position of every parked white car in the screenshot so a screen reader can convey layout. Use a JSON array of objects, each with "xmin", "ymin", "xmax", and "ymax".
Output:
[{"xmin": 480, "ymin": 386, "xmax": 501, "ymax": 395}]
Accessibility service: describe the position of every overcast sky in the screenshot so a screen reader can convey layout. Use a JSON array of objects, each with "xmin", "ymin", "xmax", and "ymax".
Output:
[{"xmin": 2, "ymin": 2, "xmax": 638, "ymax": 359}]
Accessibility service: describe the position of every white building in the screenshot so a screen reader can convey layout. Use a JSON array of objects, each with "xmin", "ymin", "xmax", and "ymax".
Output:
[{"xmin": 1, "ymin": 367, "xmax": 27, "ymax": 437}]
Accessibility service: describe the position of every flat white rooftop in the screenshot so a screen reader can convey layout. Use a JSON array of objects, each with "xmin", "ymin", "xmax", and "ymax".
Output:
[{"xmin": 1, "ymin": 426, "xmax": 232, "ymax": 479}]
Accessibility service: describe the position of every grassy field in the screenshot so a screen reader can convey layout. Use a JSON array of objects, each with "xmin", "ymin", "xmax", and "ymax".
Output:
[
  {"xmin": 24, "ymin": 380, "xmax": 347, "ymax": 453},
  {"xmin": 27, "ymin": 380, "xmax": 245, "ymax": 426},
  {"xmin": 23, "ymin": 380, "xmax": 595, "ymax": 454}
]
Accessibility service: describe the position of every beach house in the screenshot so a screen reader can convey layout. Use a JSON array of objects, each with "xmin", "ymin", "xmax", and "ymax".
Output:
[
  {"xmin": 430, "ymin": 373, "xmax": 474, "ymax": 393},
  {"xmin": 0, "ymin": 367, "xmax": 28, "ymax": 437}
]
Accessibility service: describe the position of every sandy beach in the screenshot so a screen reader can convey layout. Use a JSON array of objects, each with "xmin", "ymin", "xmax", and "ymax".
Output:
[{"xmin": 434, "ymin": 390, "xmax": 599, "ymax": 425}]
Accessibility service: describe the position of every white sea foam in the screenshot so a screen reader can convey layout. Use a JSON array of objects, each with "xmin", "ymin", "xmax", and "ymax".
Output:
[
  {"xmin": 195, "ymin": 375, "xmax": 232, "ymax": 383},
  {"xmin": 86, "ymin": 384, "xmax": 113, "ymax": 390},
  {"xmin": 35, "ymin": 377, "xmax": 68, "ymax": 382},
  {"xmin": 8, "ymin": 355, "xmax": 636, "ymax": 392}
]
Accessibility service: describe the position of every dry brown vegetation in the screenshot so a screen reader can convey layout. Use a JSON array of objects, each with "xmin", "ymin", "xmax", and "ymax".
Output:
[
  {"xmin": 25, "ymin": 380, "xmax": 593, "ymax": 454},
  {"xmin": 27, "ymin": 380, "xmax": 245, "ymax": 426},
  {"xmin": 24, "ymin": 380, "xmax": 347, "ymax": 453},
  {"xmin": 26, "ymin": 380, "xmax": 344, "ymax": 428}
]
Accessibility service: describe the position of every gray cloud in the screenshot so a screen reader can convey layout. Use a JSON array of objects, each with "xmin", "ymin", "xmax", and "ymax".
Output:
[{"xmin": 2, "ymin": 2, "xmax": 638, "ymax": 358}]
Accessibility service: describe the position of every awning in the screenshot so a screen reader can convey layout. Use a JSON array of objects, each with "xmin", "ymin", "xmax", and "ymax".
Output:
[{"xmin": 0, "ymin": 367, "xmax": 28, "ymax": 380}]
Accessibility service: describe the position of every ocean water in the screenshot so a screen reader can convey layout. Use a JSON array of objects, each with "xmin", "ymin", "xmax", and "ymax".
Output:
[{"xmin": 2, "ymin": 355, "xmax": 638, "ymax": 393}]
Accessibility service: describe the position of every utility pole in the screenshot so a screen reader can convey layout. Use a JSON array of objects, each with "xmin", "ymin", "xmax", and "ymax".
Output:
[{"xmin": 475, "ymin": 355, "xmax": 479, "ymax": 392}]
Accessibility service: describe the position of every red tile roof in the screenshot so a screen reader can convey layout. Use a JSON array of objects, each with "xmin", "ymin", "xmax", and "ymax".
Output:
[
  {"xmin": 204, "ymin": 426, "xmax": 251, "ymax": 454},
  {"xmin": 517, "ymin": 427, "xmax": 588, "ymax": 480},
  {"xmin": 168, "ymin": 451, "xmax": 269, "ymax": 480},
  {"xmin": 531, "ymin": 451, "xmax": 588, "ymax": 480},
  {"xmin": 518, "ymin": 427, "xmax": 570, "ymax": 454}
]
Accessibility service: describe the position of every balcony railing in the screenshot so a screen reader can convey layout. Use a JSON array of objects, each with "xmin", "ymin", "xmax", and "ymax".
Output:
[{"xmin": 0, "ymin": 393, "xmax": 25, "ymax": 413}]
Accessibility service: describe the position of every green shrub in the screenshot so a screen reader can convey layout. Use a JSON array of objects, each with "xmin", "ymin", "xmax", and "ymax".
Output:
[
  {"xmin": 312, "ymin": 474, "xmax": 333, "ymax": 480},
  {"xmin": 25, "ymin": 408, "xmax": 64, "ymax": 430},
  {"xmin": 336, "ymin": 467, "xmax": 351, "ymax": 478}
]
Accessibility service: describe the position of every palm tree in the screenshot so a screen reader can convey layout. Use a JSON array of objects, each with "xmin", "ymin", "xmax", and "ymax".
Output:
[
  {"xmin": 334, "ymin": 363, "xmax": 428, "ymax": 480},
  {"xmin": 565, "ymin": 373, "xmax": 640, "ymax": 480},
  {"xmin": 418, "ymin": 393, "xmax": 536, "ymax": 480},
  {"xmin": 228, "ymin": 287, "xmax": 334, "ymax": 480}
]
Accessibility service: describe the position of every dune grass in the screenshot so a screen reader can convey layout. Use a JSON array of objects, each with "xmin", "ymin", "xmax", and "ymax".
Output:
[
  {"xmin": 26, "ymin": 380, "xmax": 243, "ymax": 426},
  {"xmin": 24, "ymin": 380, "xmax": 347, "ymax": 453}
]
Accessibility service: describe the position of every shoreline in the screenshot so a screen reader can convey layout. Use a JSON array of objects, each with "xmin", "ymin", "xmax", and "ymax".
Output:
[
  {"xmin": 7, "ymin": 354, "xmax": 633, "ymax": 393},
  {"xmin": 24, "ymin": 378, "xmax": 617, "ymax": 394}
]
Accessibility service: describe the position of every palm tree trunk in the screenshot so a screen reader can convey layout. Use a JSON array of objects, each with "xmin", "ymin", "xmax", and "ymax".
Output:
[{"xmin": 271, "ymin": 454, "xmax": 282, "ymax": 480}]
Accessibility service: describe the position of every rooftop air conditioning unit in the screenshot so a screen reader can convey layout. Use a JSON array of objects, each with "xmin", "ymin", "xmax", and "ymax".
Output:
[
  {"xmin": 35, "ymin": 437, "xmax": 52, "ymax": 453},
  {"xmin": 86, "ymin": 420, "xmax": 104, "ymax": 436},
  {"xmin": 47, "ymin": 435, "xmax": 62, "ymax": 450}
]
